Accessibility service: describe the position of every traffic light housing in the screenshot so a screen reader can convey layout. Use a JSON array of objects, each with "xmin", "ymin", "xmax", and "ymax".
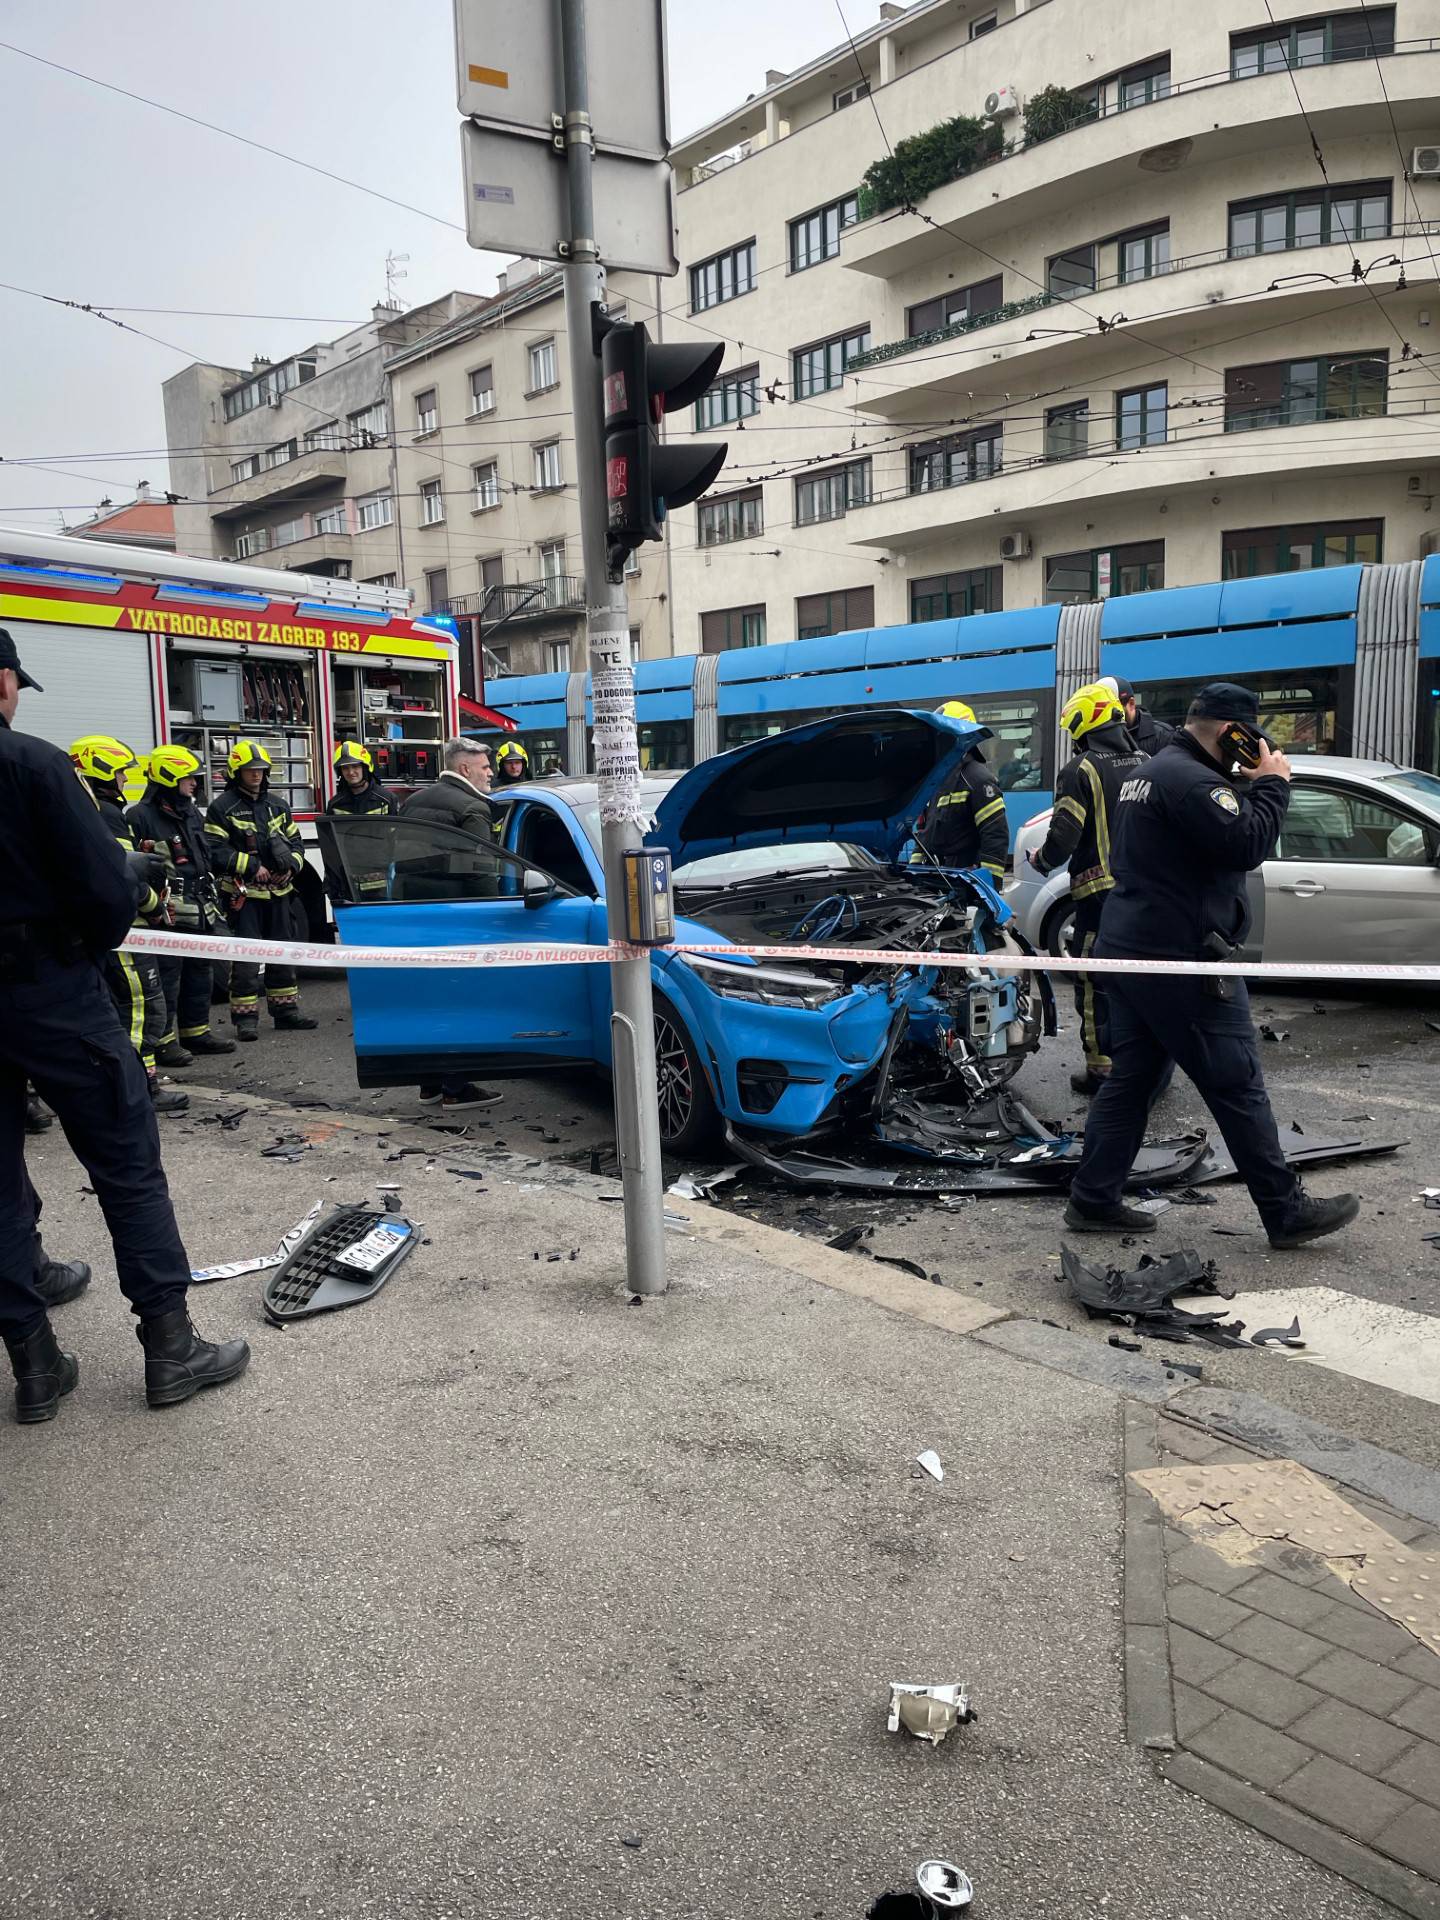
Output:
[{"xmin": 602, "ymin": 321, "xmax": 728, "ymax": 576}]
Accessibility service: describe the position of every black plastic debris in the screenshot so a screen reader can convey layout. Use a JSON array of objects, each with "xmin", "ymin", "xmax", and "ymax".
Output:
[
  {"xmin": 382, "ymin": 1193, "xmax": 403, "ymax": 1213},
  {"xmin": 827, "ymin": 1223, "xmax": 873, "ymax": 1252},
  {"xmin": 872, "ymin": 1252, "xmax": 930, "ymax": 1280},
  {"xmin": 1063, "ymin": 1245, "xmax": 1248, "ymax": 1348},
  {"xmin": 1108, "ymin": 1334, "xmax": 1143, "ymax": 1353},
  {"xmin": 1251, "ymin": 1316, "xmax": 1306, "ymax": 1349},
  {"xmin": 1259, "ymin": 1025, "xmax": 1289, "ymax": 1043},
  {"xmin": 262, "ymin": 1204, "xmax": 416, "ymax": 1323},
  {"xmin": 195, "ymin": 1107, "xmax": 247, "ymax": 1130},
  {"xmin": 1426, "ymin": 1020, "xmax": 1440, "ymax": 1035}
]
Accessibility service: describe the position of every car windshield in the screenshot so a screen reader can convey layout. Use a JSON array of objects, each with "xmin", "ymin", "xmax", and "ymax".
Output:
[
  {"xmin": 673, "ymin": 843, "xmax": 883, "ymax": 886},
  {"xmin": 569, "ymin": 787, "xmax": 674, "ymax": 856},
  {"xmin": 1380, "ymin": 770, "xmax": 1440, "ymax": 812}
]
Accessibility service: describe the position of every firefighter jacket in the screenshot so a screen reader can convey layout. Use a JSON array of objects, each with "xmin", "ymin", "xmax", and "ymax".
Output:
[
  {"xmin": 205, "ymin": 774, "xmax": 304, "ymax": 903},
  {"xmin": 1032, "ymin": 723, "xmax": 1151, "ymax": 901},
  {"xmin": 1098, "ymin": 731, "xmax": 1290, "ymax": 960},
  {"xmin": 128, "ymin": 783, "xmax": 221, "ymax": 931},
  {"xmin": 325, "ymin": 774, "xmax": 397, "ymax": 819},
  {"xmin": 917, "ymin": 749, "xmax": 1008, "ymax": 878},
  {"xmin": 90, "ymin": 787, "xmax": 164, "ymax": 926}
]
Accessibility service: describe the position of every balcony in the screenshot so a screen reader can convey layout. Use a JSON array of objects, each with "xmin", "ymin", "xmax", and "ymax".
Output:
[
  {"xmin": 840, "ymin": 45, "xmax": 1440, "ymax": 283},
  {"xmin": 447, "ymin": 576, "xmax": 587, "ymax": 625},
  {"xmin": 211, "ymin": 450, "xmax": 350, "ymax": 519}
]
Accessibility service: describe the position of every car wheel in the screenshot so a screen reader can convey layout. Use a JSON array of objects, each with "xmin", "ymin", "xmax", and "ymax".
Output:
[
  {"xmin": 1040, "ymin": 897, "xmax": 1076, "ymax": 960},
  {"xmin": 653, "ymin": 994, "xmax": 720, "ymax": 1154}
]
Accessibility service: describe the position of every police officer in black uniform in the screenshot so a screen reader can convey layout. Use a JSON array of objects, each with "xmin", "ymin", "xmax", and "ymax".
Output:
[
  {"xmin": 1064, "ymin": 681, "xmax": 1358, "ymax": 1250},
  {"xmin": 914, "ymin": 699, "xmax": 1009, "ymax": 881},
  {"xmin": 0, "ymin": 628, "xmax": 249, "ymax": 1423},
  {"xmin": 1102, "ymin": 675, "xmax": 1176, "ymax": 756}
]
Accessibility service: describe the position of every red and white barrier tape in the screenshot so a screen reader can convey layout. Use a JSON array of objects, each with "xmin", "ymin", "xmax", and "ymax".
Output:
[{"xmin": 123, "ymin": 924, "xmax": 1440, "ymax": 984}]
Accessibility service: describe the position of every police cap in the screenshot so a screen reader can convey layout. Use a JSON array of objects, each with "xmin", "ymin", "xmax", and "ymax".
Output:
[
  {"xmin": 0, "ymin": 626, "xmax": 42, "ymax": 691},
  {"xmin": 1189, "ymin": 680, "xmax": 1260, "ymax": 723},
  {"xmin": 1110, "ymin": 675, "xmax": 1135, "ymax": 701}
]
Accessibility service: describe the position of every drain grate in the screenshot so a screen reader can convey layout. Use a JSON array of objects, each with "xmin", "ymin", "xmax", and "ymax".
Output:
[{"xmin": 263, "ymin": 1205, "xmax": 417, "ymax": 1322}]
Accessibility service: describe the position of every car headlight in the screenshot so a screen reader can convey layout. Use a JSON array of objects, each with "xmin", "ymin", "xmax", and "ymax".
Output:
[{"xmin": 683, "ymin": 952, "xmax": 847, "ymax": 1010}]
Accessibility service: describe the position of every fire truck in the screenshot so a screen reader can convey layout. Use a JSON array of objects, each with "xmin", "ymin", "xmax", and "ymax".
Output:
[{"xmin": 0, "ymin": 524, "xmax": 511, "ymax": 931}]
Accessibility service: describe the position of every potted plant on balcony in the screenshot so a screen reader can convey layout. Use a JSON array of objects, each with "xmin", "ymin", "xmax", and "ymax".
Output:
[
  {"xmin": 1021, "ymin": 84, "xmax": 1097, "ymax": 148},
  {"xmin": 857, "ymin": 112, "xmax": 1006, "ymax": 217}
]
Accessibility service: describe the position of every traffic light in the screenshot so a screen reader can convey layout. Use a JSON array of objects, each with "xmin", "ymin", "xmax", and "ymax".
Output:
[{"xmin": 602, "ymin": 320, "xmax": 728, "ymax": 575}]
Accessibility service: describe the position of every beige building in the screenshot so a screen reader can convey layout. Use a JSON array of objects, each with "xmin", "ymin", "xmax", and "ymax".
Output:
[
  {"xmin": 662, "ymin": 0, "xmax": 1440, "ymax": 652},
  {"xmin": 384, "ymin": 258, "xmax": 672, "ymax": 679}
]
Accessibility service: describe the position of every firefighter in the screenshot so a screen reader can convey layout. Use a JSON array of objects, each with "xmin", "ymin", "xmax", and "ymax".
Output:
[
  {"xmin": 493, "ymin": 738, "xmax": 530, "ymax": 786},
  {"xmin": 914, "ymin": 700, "xmax": 1008, "ymax": 881},
  {"xmin": 1028, "ymin": 684, "xmax": 1150, "ymax": 1095},
  {"xmin": 326, "ymin": 740, "xmax": 397, "ymax": 818},
  {"xmin": 127, "ymin": 745, "xmax": 235, "ymax": 1064},
  {"xmin": 1, "ymin": 628, "xmax": 249, "ymax": 1421},
  {"xmin": 69, "ymin": 736, "xmax": 188, "ymax": 1114},
  {"xmin": 204, "ymin": 740, "xmax": 317, "ymax": 1040}
]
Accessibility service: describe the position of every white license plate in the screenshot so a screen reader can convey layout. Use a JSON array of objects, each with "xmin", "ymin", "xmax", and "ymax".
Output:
[{"xmin": 337, "ymin": 1221, "xmax": 411, "ymax": 1273}]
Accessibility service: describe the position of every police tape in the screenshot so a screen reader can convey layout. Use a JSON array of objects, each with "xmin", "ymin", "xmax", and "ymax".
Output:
[{"xmin": 121, "ymin": 924, "xmax": 1440, "ymax": 985}]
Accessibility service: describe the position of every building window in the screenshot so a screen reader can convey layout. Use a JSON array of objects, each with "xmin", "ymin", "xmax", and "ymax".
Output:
[
  {"xmin": 690, "ymin": 239, "xmax": 758, "ymax": 312},
  {"xmin": 415, "ymin": 388, "xmax": 438, "ymax": 434},
  {"xmin": 348, "ymin": 401, "xmax": 388, "ymax": 445},
  {"xmin": 234, "ymin": 528, "xmax": 271, "ymax": 559},
  {"xmin": 700, "ymin": 604, "xmax": 767, "ymax": 653},
  {"xmin": 365, "ymin": 572, "xmax": 398, "ymax": 588},
  {"xmin": 528, "ymin": 339, "xmax": 558, "ymax": 392},
  {"xmin": 1231, "ymin": 8, "xmax": 1394, "ymax": 80},
  {"xmin": 1115, "ymin": 382, "xmax": 1168, "ymax": 450},
  {"xmin": 906, "ymin": 276, "xmax": 1004, "ymax": 339},
  {"xmin": 1117, "ymin": 221, "xmax": 1172, "ymax": 283},
  {"xmin": 789, "ymin": 194, "xmax": 860, "ymax": 273},
  {"xmin": 357, "ymin": 490, "xmax": 394, "ymax": 531},
  {"xmin": 1222, "ymin": 518, "xmax": 1383, "ymax": 576},
  {"xmin": 544, "ymin": 640, "xmax": 571, "ymax": 672},
  {"xmin": 909, "ymin": 425, "xmax": 1002, "ymax": 493},
  {"xmin": 1228, "ymin": 182, "xmax": 1392, "ymax": 257},
  {"xmin": 909, "ymin": 567, "xmax": 1003, "ymax": 621},
  {"xmin": 792, "ymin": 327, "xmax": 871, "ymax": 399},
  {"xmin": 304, "ymin": 421, "xmax": 343, "ymax": 452},
  {"xmin": 1045, "ymin": 402, "xmax": 1089, "ymax": 461},
  {"xmin": 1044, "ymin": 541, "xmax": 1164, "ymax": 604},
  {"xmin": 315, "ymin": 504, "xmax": 347, "ymax": 536},
  {"xmin": 1077, "ymin": 54, "xmax": 1171, "ymax": 117},
  {"xmin": 230, "ymin": 456, "xmax": 257, "ymax": 484},
  {"xmin": 260, "ymin": 440, "xmax": 297, "ymax": 472},
  {"xmin": 532, "ymin": 441, "xmax": 563, "ymax": 490},
  {"xmin": 472, "ymin": 461, "xmax": 501, "ymax": 510},
  {"xmin": 271, "ymin": 517, "xmax": 307, "ymax": 547},
  {"xmin": 1047, "ymin": 242, "xmax": 1097, "ymax": 297},
  {"xmin": 794, "ymin": 458, "xmax": 873, "ymax": 526},
  {"xmin": 1225, "ymin": 351, "xmax": 1387, "ymax": 431},
  {"xmin": 424, "ymin": 567, "xmax": 449, "ymax": 611},
  {"xmin": 419, "ymin": 479, "xmax": 445, "ymax": 526},
  {"xmin": 696, "ymin": 364, "xmax": 760, "ymax": 430},
  {"xmin": 969, "ymin": 9, "xmax": 999, "ymax": 35},
  {"xmin": 539, "ymin": 541, "xmax": 567, "ymax": 605},
  {"xmin": 833, "ymin": 78, "xmax": 871, "ymax": 109},
  {"xmin": 697, "ymin": 486, "xmax": 764, "ymax": 546},
  {"xmin": 468, "ymin": 365, "xmax": 495, "ymax": 415},
  {"xmin": 796, "ymin": 586, "xmax": 875, "ymax": 639},
  {"xmin": 221, "ymin": 354, "xmax": 314, "ymax": 421}
]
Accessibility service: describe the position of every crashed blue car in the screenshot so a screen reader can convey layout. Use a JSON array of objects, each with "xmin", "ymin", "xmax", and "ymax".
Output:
[{"xmin": 321, "ymin": 710, "xmax": 1053, "ymax": 1151}]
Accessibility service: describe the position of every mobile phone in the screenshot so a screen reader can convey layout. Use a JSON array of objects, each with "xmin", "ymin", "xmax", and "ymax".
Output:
[{"xmin": 1217, "ymin": 721, "xmax": 1265, "ymax": 770}]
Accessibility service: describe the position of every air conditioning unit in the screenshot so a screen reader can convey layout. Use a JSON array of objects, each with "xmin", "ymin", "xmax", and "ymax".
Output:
[
  {"xmin": 1413, "ymin": 146, "xmax": 1440, "ymax": 178},
  {"xmin": 268, "ymin": 393, "xmax": 284, "ymax": 407},
  {"xmin": 999, "ymin": 528, "xmax": 1032, "ymax": 560},
  {"xmin": 984, "ymin": 84, "xmax": 1020, "ymax": 120}
]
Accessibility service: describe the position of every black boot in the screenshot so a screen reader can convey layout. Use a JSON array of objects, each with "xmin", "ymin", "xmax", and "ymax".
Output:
[
  {"xmin": 137, "ymin": 1308, "xmax": 251, "ymax": 1408},
  {"xmin": 1268, "ymin": 1190, "xmax": 1359, "ymax": 1250},
  {"xmin": 35, "ymin": 1256, "xmax": 91, "ymax": 1310},
  {"xmin": 271, "ymin": 1007, "xmax": 317, "ymax": 1031},
  {"xmin": 4, "ymin": 1319, "xmax": 79, "ymax": 1424},
  {"xmin": 155, "ymin": 1039, "xmax": 194, "ymax": 1069},
  {"xmin": 25, "ymin": 1094, "xmax": 53, "ymax": 1134},
  {"xmin": 1070, "ymin": 1069, "xmax": 1108, "ymax": 1096},
  {"xmin": 149, "ymin": 1075, "xmax": 190, "ymax": 1115},
  {"xmin": 1063, "ymin": 1198, "xmax": 1158, "ymax": 1234},
  {"xmin": 233, "ymin": 1017, "xmax": 259, "ymax": 1043},
  {"xmin": 185, "ymin": 1030, "xmax": 236, "ymax": 1056}
]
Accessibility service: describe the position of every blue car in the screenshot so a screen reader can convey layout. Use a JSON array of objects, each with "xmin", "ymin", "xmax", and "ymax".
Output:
[{"xmin": 320, "ymin": 710, "xmax": 1052, "ymax": 1152}]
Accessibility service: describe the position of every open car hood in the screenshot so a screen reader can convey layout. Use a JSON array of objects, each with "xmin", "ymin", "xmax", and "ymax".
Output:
[{"xmin": 646, "ymin": 708, "xmax": 993, "ymax": 868}]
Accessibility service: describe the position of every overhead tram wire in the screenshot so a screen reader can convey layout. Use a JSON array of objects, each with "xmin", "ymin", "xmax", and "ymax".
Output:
[{"xmin": 1355, "ymin": 0, "xmax": 1440, "ymax": 289}]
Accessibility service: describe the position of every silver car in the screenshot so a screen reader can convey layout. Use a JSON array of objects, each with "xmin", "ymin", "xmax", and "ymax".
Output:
[{"xmin": 1007, "ymin": 757, "xmax": 1440, "ymax": 965}]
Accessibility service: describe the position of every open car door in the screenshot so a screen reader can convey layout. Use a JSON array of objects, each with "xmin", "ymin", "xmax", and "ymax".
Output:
[{"xmin": 317, "ymin": 814, "xmax": 603, "ymax": 1085}]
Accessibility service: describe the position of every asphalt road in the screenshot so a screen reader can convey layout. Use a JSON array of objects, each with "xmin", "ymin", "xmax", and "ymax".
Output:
[{"xmin": 175, "ymin": 971, "xmax": 1440, "ymax": 1469}]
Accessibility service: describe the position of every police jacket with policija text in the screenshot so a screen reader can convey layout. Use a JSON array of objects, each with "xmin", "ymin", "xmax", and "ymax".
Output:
[
  {"xmin": 325, "ymin": 773, "xmax": 397, "ymax": 819},
  {"xmin": 1032, "ymin": 722, "xmax": 1150, "ymax": 900},
  {"xmin": 0, "ymin": 716, "xmax": 141, "ymax": 963},
  {"xmin": 918, "ymin": 749, "xmax": 1008, "ymax": 877},
  {"xmin": 1097, "ymin": 730, "xmax": 1290, "ymax": 960},
  {"xmin": 205, "ymin": 773, "xmax": 304, "ymax": 902},
  {"xmin": 128, "ymin": 783, "xmax": 220, "ymax": 931},
  {"xmin": 398, "ymin": 770, "xmax": 494, "ymax": 839}
]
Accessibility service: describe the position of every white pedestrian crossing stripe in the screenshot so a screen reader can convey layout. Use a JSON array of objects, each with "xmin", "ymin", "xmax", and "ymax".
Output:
[{"xmin": 1174, "ymin": 1284, "xmax": 1440, "ymax": 1409}]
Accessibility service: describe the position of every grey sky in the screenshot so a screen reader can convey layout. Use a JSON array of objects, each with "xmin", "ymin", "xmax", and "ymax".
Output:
[{"xmin": 0, "ymin": 0, "xmax": 850, "ymax": 528}]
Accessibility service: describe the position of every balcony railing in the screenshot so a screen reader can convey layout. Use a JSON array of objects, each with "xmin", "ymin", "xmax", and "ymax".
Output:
[{"xmin": 446, "ymin": 576, "xmax": 586, "ymax": 625}]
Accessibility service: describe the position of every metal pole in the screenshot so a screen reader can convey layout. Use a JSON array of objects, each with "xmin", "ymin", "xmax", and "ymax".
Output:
[{"xmin": 559, "ymin": 0, "xmax": 667, "ymax": 1294}]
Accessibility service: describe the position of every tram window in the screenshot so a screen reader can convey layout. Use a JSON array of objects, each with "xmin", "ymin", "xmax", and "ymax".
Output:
[
  {"xmin": 637, "ymin": 721, "xmax": 692, "ymax": 771},
  {"xmin": 719, "ymin": 708, "xmax": 836, "ymax": 751},
  {"xmin": 521, "ymin": 731, "xmax": 567, "ymax": 776},
  {"xmin": 1136, "ymin": 670, "xmax": 1340, "ymax": 754}
]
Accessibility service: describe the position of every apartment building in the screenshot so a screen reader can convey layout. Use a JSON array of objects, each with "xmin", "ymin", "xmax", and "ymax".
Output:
[
  {"xmin": 162, "ymin": 293, "xmax": 481, "ymax": 582},
  {"xmin": 662, "ymin": 0, "xmax": 1440, "ymax": 653},
  {"xmin": 383, "ymin": 257, "xmax": 672, "ymax": 679}
]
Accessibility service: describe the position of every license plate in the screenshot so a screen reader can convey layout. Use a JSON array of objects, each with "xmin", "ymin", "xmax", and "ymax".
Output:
[{"xmin": 336, "ymin": 1221, "xmax": 411, "ymax": 1272}]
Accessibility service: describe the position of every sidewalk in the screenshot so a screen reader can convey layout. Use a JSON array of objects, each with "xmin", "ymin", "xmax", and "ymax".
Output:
[{"xmin": 2, "ymin": 1091, "xmax": 1428, "ymax": 1919}]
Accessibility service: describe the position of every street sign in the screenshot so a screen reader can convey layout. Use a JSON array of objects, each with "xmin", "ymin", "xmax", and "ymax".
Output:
[
  {"xmin": 461, "ymin": 120, "xmax": 677, "ymax": 274},
  {"xmin": 453, "ymin": 0, "xmax": 669, "ymax": 162}
]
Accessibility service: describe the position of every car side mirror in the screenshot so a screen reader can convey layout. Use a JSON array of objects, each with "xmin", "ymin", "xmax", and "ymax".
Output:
[{"xmin": 523, "ymin": 868, "xmax": 557, "ymax": 909}]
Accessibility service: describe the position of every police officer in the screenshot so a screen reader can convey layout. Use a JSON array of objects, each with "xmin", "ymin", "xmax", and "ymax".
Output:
[
  {"xmin": 914, "ymin": 700, "xmax": 1008, "ymax": 881},
  {"xmin": 493, "ymin": 739, "xmax": 530, "ymax": 787},
  {"xmin": 1100, "ymin": 675, "xmax": 1175, "ymax": 756},
  {"xmin": 1028, "ymin": 683, "xmax": 1150, "ymax": 1095},
  {"xmin": 205, "ymin": 739, "xmax": 318, "ymax": 1040},
  {"xmin": 127, "ymin": 744, "xmax": 236, "ymax": 1065},
  {"xmin": 0, "ymin": 628, "xmax": 249, "ymax": 1422},
  {"xmin": 70, "ymin": 735, "xmax": 188, "ymax": 1115},
  {"xmin": 1064, "ymin": 680, "xmax": 1358, "ymax": 1249}
]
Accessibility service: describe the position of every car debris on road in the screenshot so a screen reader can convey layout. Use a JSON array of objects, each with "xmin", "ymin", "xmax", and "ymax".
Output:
[{"xmin": 886, "ymin": 1681, "xmax": 976, "ymax": 1745}]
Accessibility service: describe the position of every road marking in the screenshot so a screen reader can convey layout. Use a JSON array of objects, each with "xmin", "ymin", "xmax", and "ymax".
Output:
[
  {"xmin": 1175, "ymin": 1285, "xmax": 1440, "ymax": 1410},
  {"xmin": 1281, "ymin": 1083, "xmax": 1433, "ymax": 1114}
]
